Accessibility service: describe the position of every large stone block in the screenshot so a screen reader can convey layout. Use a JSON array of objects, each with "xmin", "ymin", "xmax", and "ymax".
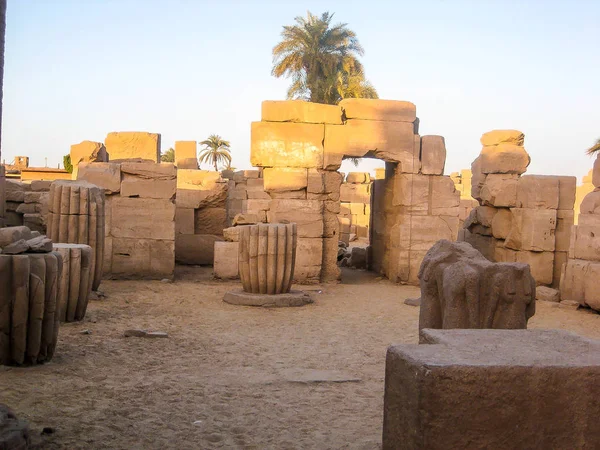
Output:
[
  {"xmin": 120, "ymin": 176, "xmax": 176, "ymax": 199},
  {"xmin": 267, "ymin": 208, "xmax": 323, "ymax": 238},
  {"xmin": 516, "ymin": 250, "xmax": 554, "ymax": 285},
  {"xmin": 194, "ymin": 207, "xmax": 227, "ymax": 235},
  {"xmin": 420, "ymin": 136, "xmax": 446, "ymax": 175},
  {"xmin": 561, "ymin": 259, "xmax": 600, "ymax": 310},
  {"xmin": 175, "ymin": 234, "xmax": 222, "ymax": 265},
  {"xmin": 569, "ymin": 223, "xmax": 600, "ymax": 261},
  {"xmin": 250, "ymin": 122, "xmax": 324, "ymax": 168},
  {"xmin": 516, "ymin": 175, "xmax": 559, "ymax": 209},
  {"xmin": 263, "ymin": 167, "xmax": 308, "ymax": 191},
  {"xmin": 479, "ymin": 174, "xmax": 518, "ymax": 207},
  {"xmin": 120, "ymin": 162, "xmax": 176, "ymax": 180},
  {"xmin": 323, "ymin": 120, "xmax": 416, "ymax": 170},
  {"xmin": 174, "ymin": 141, "xmax": 198, "ymax": 169},
  {"xmin": 479, "ymin": 129, "xmax": 525, "ymax": 146},
  {"xmin": 110, "ymin": 197, "xmax": 175, "ymax": 240},
  {"xmin": 339, "ymin": 99, "xmax": 416, "ymax": 122},
  {"xmin": 491, "ymin": 208, "xmax": 512, "ymax": 239},
  {"xmin": 392, "ymin": 173, "xmax": 429, "ymax": 214},
  {"xmin": 480, "ymin": 144, "xmax": 530, "ymax": 175},
  {"xmin": 430, "ymin": 176, "xmax": 460, "ymax": 216},
  {"xmin": 261, "ymin": 100, "xmax": 342, "ymax": 124},
  {"xmin": 504, "ymin": 208, "xmax": 556, "ymax": 252},
  {"xmin": 111, "ymin": 238, "xmax": 174, "ymax": 279},
  {"xmin": 294, "ymin": 238, "xmax": 322, "ymax": 282},
  {"xmin": 579, "ymin": 189, "xmax": 600, "ymax": 215},
  {"xmin": 175, "ymin": 208, "xmax": 194, "ymax": 235},
  {"xmin": 176, "ymin": 170, "xmax": 227, "ymax": 209},
  {"xmin": 384, "ymin": 329, "xmax": 600, "ymax": 450},
  {"xmin": 213, "ymin": 241, "xmax": 239, "ymax": 279},
  {"xmin": 105, "ymin": 131, "xmax": 160, "ymax": 162},
  {"xmin": 552, "ymin": 251, "xmax": 567, "ymax": 289},
  {"xmin": 557, "ymin": 175, "xmax": 576, "ymax": 210},
  {"xmin": 555, "ymin": 210, "xmax": 574, "ymax": 252},
  {"xmin": 70, "ymin": 141, "xmax": 108, "ymax": 178},
  {"xmin": 77, "ymin": 162, "xmax": 121, "ymax": 194},
  {"xmin": 340, "ymin": 183, "xmax": 370, "ymax": 203}
]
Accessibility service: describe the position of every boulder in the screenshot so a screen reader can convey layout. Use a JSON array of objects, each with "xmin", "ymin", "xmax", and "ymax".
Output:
[
  {"xmin": 480, "ymin": 129, "xmax": 525, "ymax": 147},
  {"xmin": 480, "ymin": 144, "xmax": 530, "ymax": 175},
  {"xmin": 536, "ymin": 286, "xmax": 560, "ymax": 303}
]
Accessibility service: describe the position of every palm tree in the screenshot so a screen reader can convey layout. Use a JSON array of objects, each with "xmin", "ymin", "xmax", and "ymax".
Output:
[
  {"xmin": 161, "ymin": 147, "xmax": 175, "ymax": 162},
  {"xmin": 586, "ymin": 138, "xmax": 600, "ymax": 155},
  {"xmin": 63, "ymin": 154, "xmax": 73, "ymax": 173},
  {"xmin": 272, "ymin": 11, "xmax": 377, "ymax": 104},
  {"xmin": 199, "ymin": 135, "xmax": 232, "ymax": 171}
]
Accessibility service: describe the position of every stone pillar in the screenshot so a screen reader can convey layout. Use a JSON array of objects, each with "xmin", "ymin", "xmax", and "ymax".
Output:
[
  {"xmin": 47, "ymin": 181, "xmax": 105, "ymax": 291},
  {"xmin": 53, "ymin": 244, "xmax": 93, "ymax": 322},
  {"xmin": 0, "ymin": 252, "xmax": 62, "ymax": 365},
  {"xmin": 238, "ymin": 223, "xmax": 297, "ymax": 294},
  {"xmin": 0, "ymin": 0, "xmax": 6, "ymax": 228}
]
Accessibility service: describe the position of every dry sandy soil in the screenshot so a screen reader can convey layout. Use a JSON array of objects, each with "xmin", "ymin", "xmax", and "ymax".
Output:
[{"xmin": 2, "ymin": 267, "xmax": 599, "ymax": 449}]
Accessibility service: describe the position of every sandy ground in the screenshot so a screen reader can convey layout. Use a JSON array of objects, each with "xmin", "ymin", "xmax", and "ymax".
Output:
[{"xmin": 1, "ymin": 266, "xmax": 599, "ymax": 449}]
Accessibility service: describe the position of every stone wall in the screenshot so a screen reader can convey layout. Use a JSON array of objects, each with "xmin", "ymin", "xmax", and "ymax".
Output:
[
  {"xmin": 175, "ymin": 169, "xmax": 229, "ymax": 265},
  {"xmin": 338, "ymin": 172, "xmax": 371, "ymax": 244},
  {"xmin": 3, "ymin": 180, "xmax": 51, "ymax": 232},
  {"xmin": 460, "ymin": 130, "xmax": 575, "ymax": 287},
  {"xmin": 78, "ymin": 161, "xmax": 176, "ymax": 279},
  {"xmin": 251, "ymin": 99, "xmax": 459, "ymax": 285},
  {"xmin": 450, "ymin": 169, "xmax": 479, "ymax": 226}
]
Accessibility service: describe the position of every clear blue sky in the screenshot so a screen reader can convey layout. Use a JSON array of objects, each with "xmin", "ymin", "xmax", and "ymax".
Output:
[{"xmin": 3, "ymin": 0, "xmax": 599, "ymax": 179}]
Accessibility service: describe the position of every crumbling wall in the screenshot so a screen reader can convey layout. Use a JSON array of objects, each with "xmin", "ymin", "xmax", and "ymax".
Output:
[
  {"xmin": 3, "ymin": 180, "xmax": 51, "ymax": 232},
  {"xmin": 78, "ymin": 161, "xmax": 176, "ymax": 279},
  {"xmin": 338, "ymin": 172, "xmax": 371, "ymax": 244},
  {"xmin": 450, "ymin": 169, "xmax": 478, "ymax": 227},
  {"xmin": 460, "ymin": 130, "xmax": 575, "ymax": 287},
  {"xmin": 251, "ymin": 99, "xmax": 460, "ymax": 285}
]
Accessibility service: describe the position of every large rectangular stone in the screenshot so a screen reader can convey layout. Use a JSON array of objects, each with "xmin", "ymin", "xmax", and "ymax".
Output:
[
  {"xmin": 267, "ymin": 210, "xmax": 323, "ymax": 238},
  {"xmin": 261, "ymin": 100, "xmax": 342, "ymax": 124},
  {"xmin": 392, "ymin": 174, "xmax": 429, "ymax": 214},
  {"xmin": 120, "ymin": 162, "xmax": 176, "ymax": 180},
  {"xmin": 175, "ymin": 208, "xmax": 195, "ymax": 235},
  {"xmin": 420, "ymin": 135, "xmax": 446, "ymax": 175},
  {"xmin": 77, "ymin": 162, "xmax": 121, "ymax": 194},
  {"xmin": 479, "ymin": 174, "xmax": 519, "ymax": 207},
  {"xmin": 557, "ymin": 175, "xmax": 577, "ymax": 210},
  {"xmin": 323, "ymin": 120, "xmax": 416, "ymax": 170},
  {"xmin": 263, "ymin": 167, "xmax": 308, "ymax": 191},
  {"xmin": 176, "ymin": 170, "xmax": 227, "ymax": 209},
  {"xmin": 250, "ymin": 122, "xmax": 324, "ymax": 168},
  {"xmin": 340, "ymin": 183, "xmax": 370, "ymax": 203},
  {"xmin": 174, "ymin": 141, "xmax": 198, "ymax": 168},
  {"xmin": 120, "ymin": 175, "xmax": 176, "ymax": 199},
  {"xmin": 105, "ymin": 131, "xmax": 160, "ymax": 162},
  {"xmin": 339, "ymin": 99, "xmax": 416, "ymax": 122},
  {"xmin": 384, "ymin": 329, "xmax": 600, "ymax": 450},
  {"xmin": 110, "ymin": 197, "xmax": 175, "ymax": 240},
  {"xmin": 213, "ymin": 241, "xmax": 239, "ymax": 279},
  {"xmin": 504, "ymin": 208, "xmax": 556, "ymax": 252},
  {"xmin": 555, "ymin": 209, "xmax": 574, "ymax": 252},
  {"xmin": 294, "ymin": 238, "xmax": 323, "ymax": 282},
  {"xmin": 569, "ymin": 224, "xmax": 600, "ymax": 261},
  {"xmin": 430, "ymin": 176, "xmax": 460, "ymax": 216},
  {"xmin": 516, "ymin": 250, "xmax": 554, "ymax": 285},
  {"xmin": 194, "ymin": 207, "xmax": 227, "ymax": 235},
  {"xmin": 561, "ymin": 259, "xmax": 600, "ymax": 310},
  {"xmin": 175, "ymin": 234, "xmax": 223, "ymax": 265},
  {"xmin": 516, "ymin": 175, "xmax": 559, "ymax": 209},
  {"xmin": 111, "ymin": 238, "xmax": 174, "ymax": 279}
]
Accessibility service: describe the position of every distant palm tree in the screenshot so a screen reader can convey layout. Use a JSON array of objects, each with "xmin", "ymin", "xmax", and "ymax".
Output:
[
  {"xmin": 272, "ymin": 11, "xmax": 377, "ymax": 104},
  {"xmin": 63, "ymin": 154, "xmax": 73, "ymax": 173},
  {"xmin": 161, "ymin": 147, "xmax": 175, "ymax": 162},
  {"xmin": 199, "ymin": 135, "xmax": 232, "ymax": 171},
  {"xmin": 586, "ymin": 138, "xmax": 600, "ymax": 155}
]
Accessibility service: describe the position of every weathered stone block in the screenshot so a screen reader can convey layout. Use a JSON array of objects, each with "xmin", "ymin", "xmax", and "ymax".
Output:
[
  {"xmin": 536, "ymin": 285, "xmax": 560, "ymax": 302},
  {"xmin": 70, "ymin": 140, "xmax": 108, "ymax": 178},
  {"xmin": 339, "ymin": 99, "xmax": 416, "ymax": 122},
  {"xmin": 504, "ymin": 208, "xmax": 556, "ymax": 252},
  {"xmin": 516, "ymin": 250, "xmax": 554, "ymax": 285},
  {"xmin": 340, "ymin": 183, "xmax": 370, "ymax": 203},
  {"xmin": 579, "ymin": 190, "xmax": 600, "ymax": 215},
  {"xmin": 105, "ymin": 131, "xmax": 160, "ymax": 162},
  {"xmin": 392, "ymin": 173, "xmax": 428, "ymax": 214},
  {"xmin": 120, "ymin": 162, "xmax": 176, "ymax": 180},
  {"xmin": 430, "ymin": 176, "xmax": 460, "ymax": 216},
  {"xmin": 261, "ymin": 100, "xmax": 342, "ymax": 124},
  {"xmin": 479, "ymin": 174, "xmax": 518, "ymax": 207},
  {"xmin": 194, "ymin": 207, "xmax": 227, "ymax": 235},
  {"xmin": 294, "ymin": 238, "xmax": 323, "ymax": 282},
  {"xmin": 213, "ymin": 241, "xmax": 239, "ymax": 279},
  {"xmin": 479, "ymin": 129, "xmax": 525, "ymax": 146},
  {"xmin": 420, "ymin": 136, "xmax": 446, "ymax": 175},
  {"xmin": 120, "ymin": 176, "xmax": 176, "ymax": 199},
  {"xmin": 175, "ymin": 208, "xmax": 194, "ymax": 235},
  {"xmin": 561, "ymin": 259, "xmax": 600, "ymax": 310},
  {"xmin": 480, "ymin": 144, "xmax": 530, "ymax": 175},
  {"xmin": 263, "ymin": 167, "xmax": 308, "ymax": 191},
  {"xmin": 555, "ymin": 210, "xmax": 574, "ymax": 252},
  {"xmin": 176, "ymin": 170, "xmax": 227, "ymax": 209},
  {"xmin": 491, "ymin": 208, "xmax": 512, "ymax": 239},
  {"xmin": 470, "ymin": 156, "xmax": 485, "ymax": 200},
  {"xmin": 77, "ymin": 162, "xmax": 121, "ymax": 194},
  {"xmin": 557, "ymin": 175, "xmax": 577, "ymax": 210},
  {"xmin": 174, "ymin": 141, "xmax": 197, "ymax": 168},
  {"xmin": 111, "ymin": 238, "xmax": 174, "ymax": 278},
  {"xmin": 175, "ymin": 234, "xmax": 222, "ymax": 265},
  {"xmin": 516, "ymin": 175, "xmax": 559, "ymax": 209},
  {"xmin": 111, "ymin": 197, "xmax": 175, "ymax": 240},
  {"xmin": 250, "ymin": 122, "xmax": 324, "ymax": 168},
  {"xmin": 569, "ymin": 224, "xmax": 600, "ymax": 261},
  {"xmin": 223, "ymin": 226, "xmax": 240, "ymax": 242}
]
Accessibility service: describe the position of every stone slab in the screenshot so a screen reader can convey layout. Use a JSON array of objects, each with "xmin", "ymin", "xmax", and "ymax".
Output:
[
  {"xmin": 261, "ymin": 100, "xmax": 343, "ymax": 124},
  {"xmin": 223, "ymin": 289, "xmax": 313, "ymax": 307},
  {"xmin": 105, "ymin": 131, "xmax": 160, "ymax": 162},
  {"xmin": 339, "ymin": 99, "xmax": 416, "ymax": 122}
]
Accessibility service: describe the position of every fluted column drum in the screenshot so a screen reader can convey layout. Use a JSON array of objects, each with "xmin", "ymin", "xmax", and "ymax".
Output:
[
  {"xmin": 47, "ymin": 181, "xmax": 105, "ymax": 291},
  {"xmin": 53, "ymin": 244, "xmax": 93, "ymax": 322},
  {"xmin": 0, "ymin": 252, "xmax": 62, "ymax": 365},
  {"xmin": 238, "ymin": 223, "xmax": 297, "ymax": 295}
]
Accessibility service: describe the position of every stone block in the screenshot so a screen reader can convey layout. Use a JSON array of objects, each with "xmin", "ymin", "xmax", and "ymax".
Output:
[
  {"xmin": 77, "ymin": 162, "xmax": 121, "ymax": 194},
  {"xmin": 555, "ymin": 210, "xmax": 574, "ymax": 252},
  {"xmin": 250, "ymin": 121, "xmax": 324, "ymax": 168},
  {"xmin": 174, "ymin": 141, "xmax": 197, "ymax": 168},
  {"xmin": 349, "ymin": 202, "xmax": 365, "ymax": 215},
  {"xmin": 552, "ymin": 251, "xmax": 567, "ymax": 289},
  {"xmin": 261, "ymin": 100, "xmax": 342, "ymax": 124},
  {"xmin": 516, "ymin": 250, "xmax": 554, "ymax": 285},
  {"xmin": 491, "ymin": 208, "xmax": 512, "ymax": 239},
  {"xmin": 536, "ymin": 285, "xmax": 560, "ymax": 302},
  {"xmin": 30, "ymin": 180, "xmax": 52, "ymax": 191},
  {"xmin": 233, "ymin": 170, "xmax": 260, "ymax": 182},
  {"xmin": 479, "ymin": 174, "xmax": 518, "ymax": 207},
  {"xmin": 561, "ymin": 259, "xmax": 600, "ymax": 310},
  {"xmin": 479, "ymin": 129, "xmax": 525, "ymax": 146},
  {"xmin": 111, "ymin": 238, "xmax": 174, "ymax": 278},
  {"xmin": 294, "ymin": 238, "xmax": 323, "ymax": 282},
  {"xmin": 593, "ymin": 155, "xmax": 600, "ymax": 188},
  {"xmin": 176, "ymin": 170, "xmax": 227, "ymax": 209},
  {"xmin": 323, "ymin": 120, "xmax": 416, "ymax": 170},
  {"xmin": 70, "ymin": 140, "xmax": 108, "ymax": 178},
  {"xmin": 392, "ymin": 173, "xmax": 429, "ymax": 214},
  {"xmin": 213, "ymin": 241, "xmax": 239, "ymax": 279},
  {"xmin": 321, "ymin": 236, "xmax": 341, "ymax": 282},
  {"xmin": 569, "ymin": 224, "xmax": 600, "ymax": 261},
  {"xmin": 505, "ymin": 208, "xmax": 556, "ymax": 252},
  {"xmin": 339, "ymin": 99, "xmax": 416, "ymax": 122},
  {"xmin": 516, "ymin": 175, "xmax": 559, "ymax": 209},
  {"xmin": 384, "ymin": 329, "xmax": 600, "ymax": 450},
  {"xmin": 175, "ymin": 234, "xmax": 223, "ymax": 265},
  {"xmin": 263, "ymin": 167, "xmax": 308, "ymax": 191},
  {"xmin": 480, "ymin": 144, "xmax": 530, "ymax": 175},
  {"xmin": 120, "ymin": 162, "xmax": 176, "ymax": 180},
  {"xmin": 110, "ymin": 197, "xmax": 175, "ymax": 240},
  {"xmin": 430, "ymin": 176, "xmax": 460, "ymax": 216},
  {"xmin": 470, "ymin": 156, "xmax": 485, "ymax": 200},
  {"xmin": 345, "ymin": 172, "xmax": 370, "ymax": 184},
  {"xmin": 269, "ymin": 190, "xmax": 307, "ymax": 199},
  {"xmin": 267, "ymin": 209, "xmax": 323, "ymax": 238},
  {"xmin": 579, "ymin": 190, "xmax": 600, "ymax": 215},
  {"xmin": 175, "ymin": 208, "xmax": 194, "ymax": 235},
  {"xmin": 229, "ymin": 186, "xmax": 247, "ymax": 200},
  {"xmin": 420, "ymin": 135, "xmax": 446, "ymax": 175},
  {"xmin": 223, "ymin": 226, "xmax": 240, "ymax": 242},
  {"xmin": 105, "ymin": 131, "xmax": 160, "ymax": 162},
  {"xmin": 340, "ymin": 183, "xmax": 370, "ymax": 203},
  {"xmin": 120, "ymin": 175, "xmax": 176, "ymax": 199},
  {"xmin": 194, "ymin": 207, "xmax": 227, "ymax": 235},
  {"xmin": 557, "ymin": 176, "xmax": 577, "ymax": 210},
  {"xmin": 245, "ymin": 199, "xmax": 271, "ymax": 213}
]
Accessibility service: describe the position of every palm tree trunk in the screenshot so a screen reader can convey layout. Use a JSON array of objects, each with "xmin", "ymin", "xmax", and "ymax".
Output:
[{"xmin": 214, "ymin": 155, "xmax": 218, "ymax": 172}]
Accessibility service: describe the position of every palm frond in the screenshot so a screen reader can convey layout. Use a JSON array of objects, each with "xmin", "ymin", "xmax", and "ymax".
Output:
[{"xmin": 586, "ymin": 138, "xmax": 600, "ymax": 156}]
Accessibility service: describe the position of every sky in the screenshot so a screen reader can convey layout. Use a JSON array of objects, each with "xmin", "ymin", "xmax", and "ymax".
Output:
[{"xmin": 2, "ymin": 0, "xmax": 599, "ymax": 180}]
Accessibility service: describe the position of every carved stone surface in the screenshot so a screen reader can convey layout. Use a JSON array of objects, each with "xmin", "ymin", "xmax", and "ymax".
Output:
[
  {"xmin": 237, "ymin": 223, "xmax": 297, "ymax": 295},
  {"xmin": 47, "ymin": 181, "xmax": 105, "ymax": 291},
  {"xmin": 0, "ymin": 252, "xmax": 62, "ymax": 365},
  {"xmin": 418, "ymin": 239, "xmax": 535, "ymax": 331},
  {"xmin": 53, "ymin": 244, "xmax": 93, "ymax": 322}
]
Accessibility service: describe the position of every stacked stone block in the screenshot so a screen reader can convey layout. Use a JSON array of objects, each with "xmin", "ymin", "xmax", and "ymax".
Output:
[
  {"xmin": 560, "ymin": 156, "xmax": 600, "ymax": 311},
  {"xmin": 4, "ymin": 180, "xmax": 51, "ymax": 232},
  {"xmin": 175, "ymin": 169, "xmax": 228, "ymax": 265},
  {"xmin": 174, "ymin": 141, "xmax": 198, "ymax": 169},
  {"xmin": 338, "ymin": 172, "xmax": 371, "ymax": 244},
  {"xmin": 461, "ymin": 130, "xmax": 576, "ymax": 287},
  {"xmin": 450, "ymin": 169, "xmax": 478, "ymax": 226},
  {"xmin": 251, "ymin": 99, "xmax": 459, "ymax": 284},
  {"xmin": 69, "ymin": 140, "xmax": 107, "ymax": 179},
  {"xmin": 104, "ymin": 132, "xmax": 161, "ymax": 162},
  {"xmin": 78, "ymin": 161, "xmax": 176, "ymax": 279}
]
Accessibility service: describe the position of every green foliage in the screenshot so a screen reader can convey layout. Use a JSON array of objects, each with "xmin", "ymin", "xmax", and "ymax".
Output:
[
  {"xmin": 199, "ymin": 135, "xmax": 232, "ymax": 171},
  {"xmin": 272, "ymin": 11, "xmax": 377, "ymax": 104},
  {"xmin": 63, "ymin": 154, "xmax": 73, "ymax": 173},
  {"xmin": 586, "ymin": 138, "xmax": 600, "ymax": 156},
  {"xmin": 161, "ymin": 147, "xmax": 175, "ymax": 162}
]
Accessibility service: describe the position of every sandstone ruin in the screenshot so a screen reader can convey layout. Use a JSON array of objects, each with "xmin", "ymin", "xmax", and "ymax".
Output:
[{"xmin": 53, "ymin": 243, "xmax": 93, "ymax": 322}]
